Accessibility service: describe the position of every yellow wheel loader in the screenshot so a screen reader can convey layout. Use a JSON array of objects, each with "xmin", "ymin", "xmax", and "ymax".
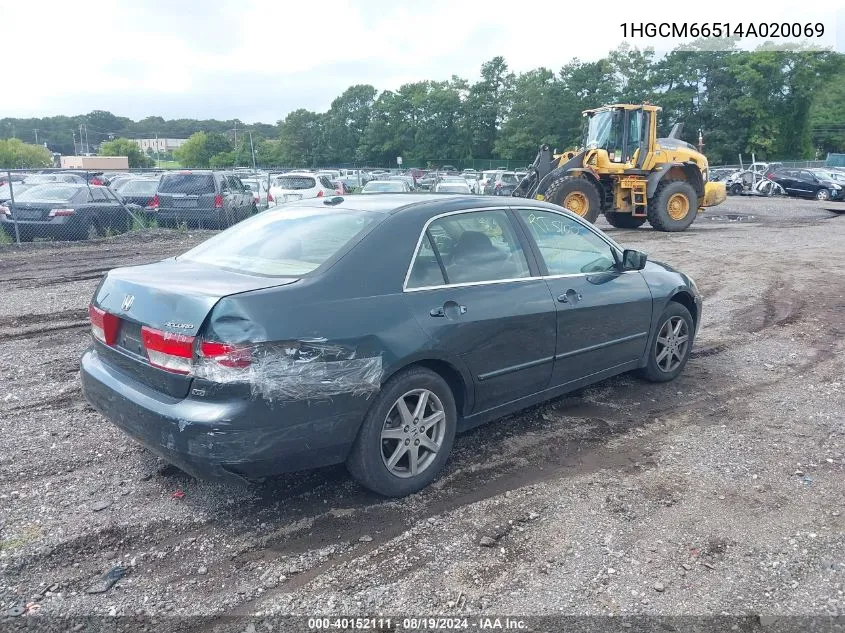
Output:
[{"xmin": 513, "ymin": 104, "xmax": 727, "ymax": 231}]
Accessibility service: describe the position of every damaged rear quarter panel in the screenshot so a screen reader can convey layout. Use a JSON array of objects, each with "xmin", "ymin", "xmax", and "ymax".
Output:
[{"xmin": 199, "ymin": 276, "xmax": 431, "ymax": 407}]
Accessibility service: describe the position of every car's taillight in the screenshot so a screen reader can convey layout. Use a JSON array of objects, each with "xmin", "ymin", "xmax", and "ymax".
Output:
[
  {"xmin": 495, "ymin": 182, "xmax": 502, "ymax": 189},
  {"xmin": 199, "ymin": 341, "xmax": 252, "ymax": 368},
  {"xmin": 267, "ymin": 192, "xmax": 274, "ymax": 202},
  {"xmin": 48, "ymin": 208, "xmax": 75, "ymax": 217},
  {"xmin": 141, "ymin": 326, "xmax": 194, "ymax": 374},
  {"xmin": 146, "ymin": 194, "xmax": 159, "ymax": 210},
  {"xmin": 214, "ymin": 194, "xmax": 224, "ymax": 208},
  {"xmin": 316, "ymin": 190, "xmax": 324, "ymax": 198},
  {"xmin": 89, "ymin": 304, "xmax": 120, "ymax": 345}
]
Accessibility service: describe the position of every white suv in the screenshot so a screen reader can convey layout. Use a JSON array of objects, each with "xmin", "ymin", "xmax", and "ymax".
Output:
[{"xmin": 269, "ymin": 172, "xmax": 335, "ymax": 205}]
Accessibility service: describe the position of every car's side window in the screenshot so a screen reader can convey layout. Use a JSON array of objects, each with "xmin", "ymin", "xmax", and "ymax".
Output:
[
  {"xmin": 412, "ymin": 210, "xmax": 530, "ymax": 286},
  {"xmin": 517, "ymin": 209, "xmax": 617, "ymax": 275},
  {"xmin": 406, "ymin": 233, "xmax": 446, "ymax": 289}
]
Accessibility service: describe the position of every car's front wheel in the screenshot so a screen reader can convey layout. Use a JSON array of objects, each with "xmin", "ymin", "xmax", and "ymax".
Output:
[
  {"xmin": 347, "ymin": 367, "xmax": 456, "ymax": 497},
  {"xmin": 637, "ymin": 302, "xmax": 695, "ymax": 382},
  {"xmin": 816, "ymin": 188, "xmax": 831, "ymax": 201}
]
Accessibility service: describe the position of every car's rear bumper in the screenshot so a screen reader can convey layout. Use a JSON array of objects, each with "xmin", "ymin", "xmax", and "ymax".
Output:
[
  {"xmin": 80, "ymin": 347, "xmax": 369, "ymax": 483},
  {"xmin": 152, "ymin": 208, "xmax": 222, "ymax": 224},
  {"xmin": 0, "ymin": 216, "xmax": 75, "ymax": 238}
]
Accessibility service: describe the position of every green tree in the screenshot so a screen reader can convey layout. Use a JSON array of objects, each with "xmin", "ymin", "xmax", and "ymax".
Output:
[
  {"xmin": 174, "ymin": 131, "xmax": 233, "ymax": 167},
  {"xmin": 324, "ymin": 84, "xmax": 377, "ymax": 164},
  {"xmin": 277, "ymin": 109, "xmax": 324, "ymax": 166},
  {"xmin": 0, "ymin": 138, "xmax": 53, "ymax": 168},
  {"xmin": 98, "ymin": 137, "xmax": 153, "ymax": 167}
]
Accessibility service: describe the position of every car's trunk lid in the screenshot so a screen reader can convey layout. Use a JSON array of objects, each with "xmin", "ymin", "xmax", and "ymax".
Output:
[
  {"xmin": 93, "ymin": 258, "xmax": 298, "ymax": 398},
  {"xmin": 11, "ymin": 201, "xmax": 71, "ymax": 221}
]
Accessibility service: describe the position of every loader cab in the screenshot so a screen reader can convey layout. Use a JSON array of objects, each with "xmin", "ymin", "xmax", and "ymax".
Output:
[{"xmin": 581, "ymin": 105, "xmax": 656, "ymax": 169}]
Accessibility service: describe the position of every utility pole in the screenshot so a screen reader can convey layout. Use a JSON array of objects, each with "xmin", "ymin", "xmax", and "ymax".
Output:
[
  {"xmin": 248, "ymin": 131, "xmax": 257, "ymax": 170},
  {"xmin": 33, "ymin": 129, "xmax": 38, "ymax": 144},
  {"xmin": 84, "ymin": 124, "xmax": 90, "ymax": 155},
  {"xmin": 155, "ymin": 132, "xmax": 160, "ymax": 168},
  {"xmin": 79, "ymin": 124, "xmax": 85, "ymax": 154},
  {"xmin": 71, "ymin": 130, "xmax": 78, "ymax": 155}
]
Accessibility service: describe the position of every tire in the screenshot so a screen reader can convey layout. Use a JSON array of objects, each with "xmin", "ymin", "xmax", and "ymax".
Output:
[
  {"xmin": 543, "ymin": 175, "xmax": 601, "ymax": 223},
  {"xmin": 728, "ymin": 183, "xmax": 743, "ymax": 196},
  {"xmin": 647, "ymin": 180, "xmax": 698, "ymax": 232},
  {"xmin": 816, "ymin": 188, "xmax": 831, "ymax": 201},
  {"xmin": 604, "ymin": 211, "xmax": 647, "ymax": 229},
  {"xmin": 636, "ymin": 302, "xmax": 695, "ymax": 383},
  {"xmin": 347, "ymin": 366, "xmax": 457, "ymax": 497}
]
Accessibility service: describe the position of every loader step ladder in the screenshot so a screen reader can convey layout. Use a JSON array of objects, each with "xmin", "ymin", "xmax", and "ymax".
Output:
[{"xmin": 623, "ymin": 178, "xmax": 648, "ymax": 216}]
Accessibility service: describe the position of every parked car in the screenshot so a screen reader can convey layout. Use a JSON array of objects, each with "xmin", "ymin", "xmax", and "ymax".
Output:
[
  {"xmin": 417, "ymin": 172, "xmax": 440, "ymax": 191},
  {"xmin": 484, "ymin": 171, "xmax": 520, "ymax": 196},
  {"xmin": 152, "ymin": 171, "xmax": 255, "ymax": 229},
  {"xmin": 24, "ymin": 173, "xmax": 86, "ymax": 185},
  {"xmin": 360, "ymin": 180, "xmax": 410, "ymax": 193},
  {"xmin": 332, "ymin": 179, "xmax": 352, "ymax": 195},
  {"xmin": 269, "ymin": 172, "xmax": 335, "ymax": 204},
  {"xmin": 811, "ymin": 169, "xmax": 845, "ymax": 189},
  {"xmin": 0, "ymin": 182, "xmax": 36, "ymax": 203},
  {"xmin": 435, "ymin": 178, "xmax": 472, "ymax": 194},
  {"xmin": 478, "ymin": 169, "xmax": 502, "ymax": 193},
  {"xmin": 116, "ymin": 178, "xmax": 160, "ymax": 209},
  {"xmin": 0, "ymin": 173, "xmax": 28, "ymax": 186},
  {"xmin": 239, "ymin": 178, "xmax": 271, "ymax": 211},
  {"xmin": 80, "ymin": 194, "xmax": 701, "ymax": 496},
  {"xmin": 463, "ymin": 174, "xmax": 481, "ymax": 194},
  {"xmin": 389, "ymin": 175, "xmax": 416, "ymax": 190},
  {"xmin": 0, "ymin": 184, "xmax": 133, "ymax": 241},
  {"xmin": 768, "ymin": 169, "xmax": 842, "ymax": 201}
]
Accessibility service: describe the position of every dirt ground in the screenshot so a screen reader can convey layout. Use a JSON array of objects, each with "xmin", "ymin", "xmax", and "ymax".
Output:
[{"xmin": 1, "ymin": 197, "xmax": 844, "ymax": 626}]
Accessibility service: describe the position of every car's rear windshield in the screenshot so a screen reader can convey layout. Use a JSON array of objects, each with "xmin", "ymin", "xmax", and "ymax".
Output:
[
  {"xmin": 273, "ymin": 176, "xmax": 315, "ymax": 190},
  {"xmin": 364, "ymin": 182, "xmax": 404, "ymax": 192},
  {"xmin": 158, "ymin": 173, "xmax": 216, "ymax": 194},
  {"xmin": 16, "ymin": 184, "xmax": 81, "ymax": 202},
  {"xmin": 438, "ymin": 185, "xmax": 469, "ymax": 193},
  {"xmin": 500, "ymin": 173, "xmax": 518, "ymax": 184},
  {"xmin": 179, "ymin": 208, "xmax": 379, "ymax": 277},
  {"xmin": 120, "ymin": 179, "xmax": 159, "ymax": 194}
]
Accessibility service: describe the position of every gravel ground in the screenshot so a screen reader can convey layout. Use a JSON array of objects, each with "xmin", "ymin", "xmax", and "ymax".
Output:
[{"xmin": 1, "ymin": 197, "xmax": 844, "ymax": 626}]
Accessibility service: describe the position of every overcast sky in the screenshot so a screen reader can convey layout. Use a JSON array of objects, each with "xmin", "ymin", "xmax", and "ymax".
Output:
[{"xmin": 2, "ymin": 0, "xmax": 842, "ymax": 123}]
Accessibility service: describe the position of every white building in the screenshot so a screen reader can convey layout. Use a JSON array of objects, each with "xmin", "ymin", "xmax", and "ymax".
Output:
[{"xmin": 134, "ymin": 138, "xmax": 188, "ymax": 153}]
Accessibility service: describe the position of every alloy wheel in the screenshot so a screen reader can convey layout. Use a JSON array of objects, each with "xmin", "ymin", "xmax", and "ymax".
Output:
[
  {"xmin": 655, "ymin": 316, "xmax": 689, "ymax": 373},
  {"xmin": 381, "ymin": 389, "xmax": 446, "ymax": 478}
]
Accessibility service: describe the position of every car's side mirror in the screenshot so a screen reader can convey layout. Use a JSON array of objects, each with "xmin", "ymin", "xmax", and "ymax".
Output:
[{"xmin": 621, "ymin": 249, "xmax": 647, "ymax": 271}]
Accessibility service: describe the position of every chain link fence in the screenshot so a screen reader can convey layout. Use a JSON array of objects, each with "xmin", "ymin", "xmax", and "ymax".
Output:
[{"xmin": 0, "ymin": 167, "xmax": 379, "ymax": 246}]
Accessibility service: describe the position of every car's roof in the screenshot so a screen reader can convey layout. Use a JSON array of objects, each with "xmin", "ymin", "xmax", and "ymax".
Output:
[
  {"xmin": 290, "ymin": 193, "xmax": 562, "ymax": 220},
  {"xmin": 274, "ymin": 171, "xmax": 316, "ymax": 177}
]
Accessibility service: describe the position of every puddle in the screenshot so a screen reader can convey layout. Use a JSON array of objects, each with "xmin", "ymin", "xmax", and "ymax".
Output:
[{"xmin": 706, "ymin": 214, "xmax": 756, "ymax": 222}]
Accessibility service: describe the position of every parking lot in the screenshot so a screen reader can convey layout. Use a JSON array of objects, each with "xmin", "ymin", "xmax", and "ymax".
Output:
[{"xmin": 1, "ymin": 196, "xmax": 844, "ymax": 621}]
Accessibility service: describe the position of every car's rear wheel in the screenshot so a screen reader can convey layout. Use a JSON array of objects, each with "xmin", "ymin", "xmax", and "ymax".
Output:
[
  {"xmin": 636, "ymin": 302, "xmax": 694, "ymax": 382},
  {"xmin": 347, "ymin": 367, "xmax": 456, "ymax": 497},
  {"xmin": 816, "ymin": 188, "xmax": 831, "ymax": 201}
]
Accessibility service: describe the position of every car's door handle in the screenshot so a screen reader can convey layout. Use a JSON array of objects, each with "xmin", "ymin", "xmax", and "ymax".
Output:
[
  {"xmin": 558, "ymin": 290, "xmax": 582, "ymax": 303},
  {"xmin": 430, "ymin": 304, "xmax": 468, "ymax": 317}
]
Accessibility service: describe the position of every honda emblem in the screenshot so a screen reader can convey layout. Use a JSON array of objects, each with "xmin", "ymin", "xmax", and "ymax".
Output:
[{"xmin": 121, "ymin": 294, "xmax": 134, "ymax": 311}]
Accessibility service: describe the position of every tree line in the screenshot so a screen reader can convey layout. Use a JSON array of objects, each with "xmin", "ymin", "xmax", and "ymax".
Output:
[{"xmin": 1, "ymin": 40, "xmax": 842, "ymax": 169}]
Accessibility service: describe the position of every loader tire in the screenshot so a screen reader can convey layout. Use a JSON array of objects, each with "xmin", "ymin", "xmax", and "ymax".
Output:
[
  {"xmin": 604, "ymin": 212, "xmax": 647, "ymax": 229},
  {"xmin": 647, "ymin": 180, "xmax": 698, "ymax": 232},
  {"xmin": 543, "ymin": 176, "xmax": 600, "ymax": 223}
]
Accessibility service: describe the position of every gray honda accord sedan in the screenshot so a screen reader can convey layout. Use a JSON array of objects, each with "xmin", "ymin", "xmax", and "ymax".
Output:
[{"xmin": 80, "ymin": 194, "xmax": 701, "ymax": 496}]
